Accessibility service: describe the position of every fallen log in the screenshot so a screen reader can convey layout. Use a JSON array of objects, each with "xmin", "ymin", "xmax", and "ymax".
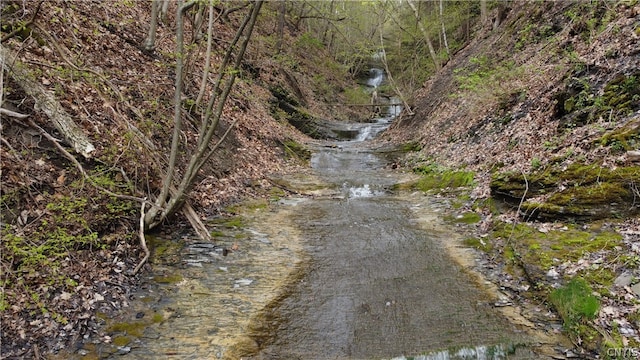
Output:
[{"xmin": 0, "ymin": 45, "xmax": 95, "ymax": 158}]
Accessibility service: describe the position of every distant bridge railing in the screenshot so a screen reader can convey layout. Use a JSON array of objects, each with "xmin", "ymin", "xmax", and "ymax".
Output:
[{"xmin": 318, "ymin": 103, "xmax": 402, "ymax": 107}]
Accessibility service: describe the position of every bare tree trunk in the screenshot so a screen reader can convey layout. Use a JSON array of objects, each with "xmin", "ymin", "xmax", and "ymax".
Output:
[
  {"xmin": 494, "ymin": 3, "xmax": 509, "ymax": 30},
  {"xmin": 143, "ymin": 0, "xmax": 161, "ymax": 52},
  {"xmin": 275, "ymin": 0, "xmax": 286, "ymax": 54},
  {"xmin": 323, "ymin": 1, "xmax": 335, "ymax": 46},
  {"xmin": 148, "ymin": 0, "xmax": 188, "ymax": 228},
  {"xmin": 292, "ymin": 1, "xmax": 307, "ymax": 30},
  {"xmin": 439, "ymin": 0, "xmax": 449, "ymax": 57},
  {"xmin": 195, "ymin": 4, "xmax": 216, "ymax": 108},
  {"xmin": 190, "ymin": 3, "xmax": 207, "ymax": 42},
  {"xmin": 160, "ymin": 0, "xmax": 170, "ymax": 24},
  {"xmin": 480, "ymin": 0, "xmax": 487, "ymax": 25},
  {"xmin": 406, "ymin": 0, "xmax": 440, "ymax": 71}
]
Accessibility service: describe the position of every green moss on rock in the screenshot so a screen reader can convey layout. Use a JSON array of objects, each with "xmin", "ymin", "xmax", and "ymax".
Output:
[{"xmin": 491, "ymin": 162, "xmax": 639, "ymax": 221}]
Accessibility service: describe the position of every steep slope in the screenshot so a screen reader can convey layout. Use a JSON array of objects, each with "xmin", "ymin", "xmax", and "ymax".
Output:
[
  {"xmin": 0, "ymin": 1, "xmax": 359, "ymax": 357},
  {"xmin": 389, "ymin": 1, "xmax": 638, "ymax": 182},
  {"xmin": 386, "ymin": 0, "xmax": 639, "ymax": 354}
]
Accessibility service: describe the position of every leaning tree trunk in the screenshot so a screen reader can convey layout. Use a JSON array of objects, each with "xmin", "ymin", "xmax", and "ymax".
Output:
[
  {"xmin": 439, "ymin": 0, "xmax": 449, "ymax": 57},
  {"xmin": 406, "ymin": 0, "xmax": 440, "ymax": 71}
]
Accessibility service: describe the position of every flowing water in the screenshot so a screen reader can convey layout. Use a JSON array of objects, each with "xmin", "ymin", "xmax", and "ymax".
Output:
[{"xmin": 89, "ymin": 70, "xmax": 569, "ymax": 360}]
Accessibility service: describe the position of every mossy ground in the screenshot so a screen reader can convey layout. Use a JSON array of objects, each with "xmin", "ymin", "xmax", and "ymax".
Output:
[
  {"xmin": 434, "ymin": 161, "xmax": 635, "ymax": 354},
  {"xmin": 282, "ymin": 139, "xmax": 312, "ymax": 163},
  {"xmin": 473, "ymin": 218, "xmax": 632, "ymax": 351},
  {"xmin": 96, "ymin": 310, "xmax": 165, "ymax": 356},
  {"xmin": 445, "ymin": 211, "xmax": 481, "ymax": 225},
  {"xmin": 394, "ymin": 162, "xmax": 475, "ymax": 193}
]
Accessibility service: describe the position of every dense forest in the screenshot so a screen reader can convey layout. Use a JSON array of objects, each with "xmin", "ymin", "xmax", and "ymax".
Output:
[{"xmin": 1, "ymin": 0, "xmax": 639, "ymax": 358}]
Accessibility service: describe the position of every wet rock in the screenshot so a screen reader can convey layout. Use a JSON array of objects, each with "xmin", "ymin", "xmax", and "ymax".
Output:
[
  {"xmin": 258, "ymin": 237, "xmax": 271, "ymax": 244},
  {"xmin": 564, "ymin": 348, "xmax": 581, "ymax": 358},
  {"xmin": 490, "ymin": 164, "xmax": 640, "ymax": 221},
  {"xmin": 546, "ymin": 268, "xmax": 560, "ymax": 280},
  {"xmin": 627, "ymin": 150, "xmax": 640, "ymax": 162},
  {"xmin": 184, "ymin": 258, "xmax": 209, "ymax": 265},
  {"xmin": 116, "ymin": 346, "xmax": 131, "ymax": 355},
  {"xmin": 615, "ymin": 272, "xmax": 633, "ymax": 287},
  {"xmin": 494, "ymin": 299, "xmax": 514, "ymax": 307},
  {"xmin": 234, "ymin": 279, "xmax": 254, "ymax": 287}
]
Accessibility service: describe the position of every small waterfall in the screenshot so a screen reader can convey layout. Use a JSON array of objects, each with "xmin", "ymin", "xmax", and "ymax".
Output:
[
  {"xmin": 355, "ymin": 126, "xmax": 372, "ymax": 141},
  {"xmin": 366, "ymin": 68, "xmax": 385, "ymax": 89},
  {"xmin": 347, "ymin": 66, "xmax": 401, "ymax": 142}
]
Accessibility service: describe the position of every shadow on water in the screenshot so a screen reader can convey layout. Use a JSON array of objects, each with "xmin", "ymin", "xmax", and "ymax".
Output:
[{"xmin": 86, "ymin": 68, "xmax": 568, "ymax": 360}]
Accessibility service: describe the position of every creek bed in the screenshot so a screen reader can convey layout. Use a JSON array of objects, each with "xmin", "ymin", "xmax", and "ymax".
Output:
[{"xmin": 85, "ymin": 71, "xmax": 569, "ymax": 360}]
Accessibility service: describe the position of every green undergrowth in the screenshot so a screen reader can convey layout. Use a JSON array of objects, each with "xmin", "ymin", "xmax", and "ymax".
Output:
[
  {"xmin": 153, "ymin": 274, "xmax": 183, "ymax": 284},
  {"xmin": 281, "ymin": 139, "xmax": 311, "ymax": 163},
  {"xmin": 453, "ymin": 55, "xmax": 527, "ymax": 107},
  {"xmin": 342, "ymin": 85, "xmax": 371, "ymax": 105},
  {"xmin": 445, "ymin": 212, "xmax": 481, "ymax": 225},
  {"xmin": 0, "ymin": 181, "xmax": 135, "ymax": 313},
  {"xmin": 104, "ymin": 310, "xmax": 164, "ymax": 349},
  {"xmin": 400, "ymin": 141, "xmax": 422, "ymax": 153},
  {"xmin": 147, "ymin": 235, "xmax": 185, "ymax": 263},
  {"xmin": 463, "ymin": 237, "xmax": 493, "ymax": 253},
  {"xmin": 556, "ymin": 72, "xmax": 640, "ymax": 129},
  {"xmin": 549, "ymin": 278, "xmax": 600, "ymax": 337},
  {"xmin": 599, "ymin": 121, "xmax": 640, "ymax": 153}
]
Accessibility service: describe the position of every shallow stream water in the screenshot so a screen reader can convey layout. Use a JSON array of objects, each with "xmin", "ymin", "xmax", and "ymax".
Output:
[{"xmin": 90, "ymin": 71, "xmax": 569, "ymax": 360}]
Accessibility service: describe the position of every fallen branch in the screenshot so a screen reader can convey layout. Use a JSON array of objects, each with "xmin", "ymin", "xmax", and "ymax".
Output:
[
  {"xmin": 0, "ymin": 107, "xmax": 29, "ymax": 119},
  {"xmin": 34, "ymin": 23, "xmax": 157, "ymax": 152},
  {"xmin": 181, "ymin": 199, "xmax": 212, "ymax": 242}
]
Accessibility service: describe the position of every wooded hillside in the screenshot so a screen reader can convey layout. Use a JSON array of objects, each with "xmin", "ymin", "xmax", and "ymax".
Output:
[
  {"xmin": 386, "ymin": 0, "xmax": 640, "ymax": 354},
  {"xmin": 1, "ymin": 1, "xmax": 362, "ymax": 356}
]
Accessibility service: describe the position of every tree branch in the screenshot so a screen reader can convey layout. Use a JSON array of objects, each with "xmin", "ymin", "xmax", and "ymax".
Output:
[{"xmin": 132, "ymin": 200, "xmax": 150, "ymax": 275}]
